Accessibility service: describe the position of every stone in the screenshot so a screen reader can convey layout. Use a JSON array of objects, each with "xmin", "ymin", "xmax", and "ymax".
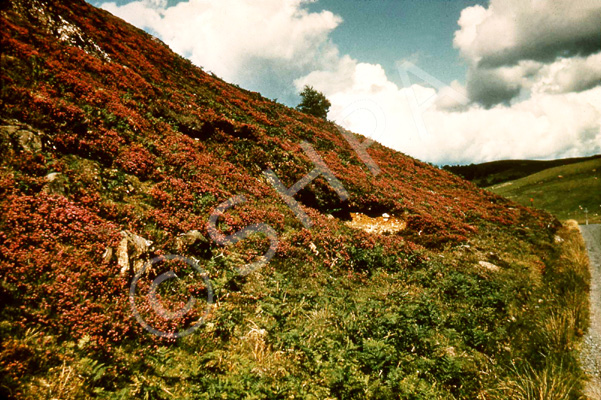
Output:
[
  {"xmin": 118, "ymin": 231, "xmax": 153, "ymax": 275},
  {"xmin": 345, "ymin": 212, "xmax": 406, "ymax": 235},
  {"xmin": 43, "ymin": 172, "xmax": 68, "ymax": 195},
  {"xmin": 0, "ymin": 122, "xmax": 43, "ymax": 154},
  {"xmin": 16, "ymin": 128, "xmax": 42, "ymax": 153},
  {"xmin": 478, "ymin": 260, "xmax": 500, "ymax": 272},
  {"xmin": 102, "ymin": 246, "xmax": 113, "ymax": 264},
  {"xmin": 117, "ymin": 237, "xmax": 129, "ymax": 275}
]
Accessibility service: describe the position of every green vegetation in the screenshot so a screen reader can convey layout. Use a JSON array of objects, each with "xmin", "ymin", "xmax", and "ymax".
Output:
[
  {"xmin": 489, "ymin": 158, "xmax": 601, "ymax": 224},
  {"xmin": 296, "ymin": 85, "xmax": 331, "ymax": 120},
  {"xmin": 1, "ymin": 221, "xmax": 591, "ymax": 399}
]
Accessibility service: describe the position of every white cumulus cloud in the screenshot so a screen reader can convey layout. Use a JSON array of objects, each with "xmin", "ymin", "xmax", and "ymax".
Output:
[
  {"xmin": 454, "ymin": 0, "xmax": 601, "ymax": 68},
  {"xmin": 100, "ymin": 0, "xmax": 342, "ymax": 103},
  {"xmin": 454, "ymin": 0, "xmax": 601, "ymax": 106},
  {"xmin": 296, "ymin": 56, "xmax": 601, "ymax": 164}
]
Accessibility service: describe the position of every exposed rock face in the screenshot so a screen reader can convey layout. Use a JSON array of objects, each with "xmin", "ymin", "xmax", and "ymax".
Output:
[
  {"xmin": 16, "ymin": 128, "xmax": 43, "ymax": 153},
  {"xmin": 117, "ymin": 231, "xmax": 153, "ymax": 275},
  {"xmin": 11, "ymin": 0, "xmax": 112, "ymax": 62},
  {"xmin": 0, "ymin": 121, "xmax": 43, "ymax": 154},
  {"xmin": 345, "ymin": 212, "xmax": 406, "ymax": 235}
]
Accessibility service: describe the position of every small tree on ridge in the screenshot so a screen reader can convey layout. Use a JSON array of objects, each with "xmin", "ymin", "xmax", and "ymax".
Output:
[{"xmin": 296, "ymin": 85, "xmax": 331, "ymax": 119}]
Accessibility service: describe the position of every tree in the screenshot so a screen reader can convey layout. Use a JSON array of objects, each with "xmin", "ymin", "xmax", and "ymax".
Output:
[{"xmin": 296, "ymin": 85, "xmax": 331, "ymax": 119}]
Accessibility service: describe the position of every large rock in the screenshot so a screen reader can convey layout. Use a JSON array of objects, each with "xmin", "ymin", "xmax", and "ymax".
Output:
[
  {"xmin": 117, "ymin": 231, "xmax": 153, "ymax": 275},
  {"xmin": 0, "ymin": 122, "xmax": 43, "ymax": 154},
  {"xmin": 15, "ymin": 128, "xmax": 42, "ymax": 153}
]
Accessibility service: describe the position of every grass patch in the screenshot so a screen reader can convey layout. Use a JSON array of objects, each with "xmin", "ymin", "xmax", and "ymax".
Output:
[{"xmin": 488, "ymin": 159, "xmax": 601, "ymax": 224}]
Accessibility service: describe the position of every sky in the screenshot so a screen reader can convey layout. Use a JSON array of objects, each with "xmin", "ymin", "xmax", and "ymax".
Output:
[{"xmin": 91, "ymin": 0, "xmax": 601, "ymax": 165}]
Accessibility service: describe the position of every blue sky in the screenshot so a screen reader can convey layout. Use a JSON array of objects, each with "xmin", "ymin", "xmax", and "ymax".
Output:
[
  {"xmin": 92, "ymin": 0, "xmax": 601, "ymax": 164},
  {"xmin": 305, "ymin": 0, "xmax": 485, "ymax": 87}
]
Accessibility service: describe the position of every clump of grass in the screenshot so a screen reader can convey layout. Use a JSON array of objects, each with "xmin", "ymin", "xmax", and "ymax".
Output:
[
  {"xmin": 24, "ymin": 361, "xmax": 87, "ymax": 400},
  {"xmin": 493, "ymin": 360, "xmax": 577, "ymax": 400}
]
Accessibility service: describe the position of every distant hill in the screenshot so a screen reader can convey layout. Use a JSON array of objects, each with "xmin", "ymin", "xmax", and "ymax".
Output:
[
  {"xmin": 444, "ymin": 155, "xmax": 601, "ymax": 187},
  {"xmin": 488, "ymin": 158, "xmax": 601, "ymax": 224}
]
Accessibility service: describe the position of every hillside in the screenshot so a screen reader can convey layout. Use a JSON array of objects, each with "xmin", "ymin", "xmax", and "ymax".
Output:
[
  {"xmin": 0, "ymin": 1, "xmax": 591, "ymax": 399},
  {"xmin": 489, "ymin": 158, "xmax": 601, "ymax": 224},
  {"xmin": 444, "ymin": 155, "xmax": 601, "ymax": 188}
]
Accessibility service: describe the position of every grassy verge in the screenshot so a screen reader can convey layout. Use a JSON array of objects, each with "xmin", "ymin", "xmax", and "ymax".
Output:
[{"xmin": 488, "ymin": 220, "xmax": 591, "ymax": 400}]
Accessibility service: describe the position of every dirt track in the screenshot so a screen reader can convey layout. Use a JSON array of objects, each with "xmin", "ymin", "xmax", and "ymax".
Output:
[{"xmin": 580, "ymin": 224, "xmax": 601, "ymax": 399}]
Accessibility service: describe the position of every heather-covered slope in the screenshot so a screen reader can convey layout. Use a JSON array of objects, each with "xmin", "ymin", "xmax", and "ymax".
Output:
[
  {"xmin": 0, "ymin": 1, "xmax": 589, "ymax": 399},
  {"xmin": 0, "ymin": 0, "xmax": 540, "ymax": 245}
]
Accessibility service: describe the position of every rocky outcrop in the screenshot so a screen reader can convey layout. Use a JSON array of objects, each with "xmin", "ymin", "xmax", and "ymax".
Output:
[
  {"xmin": 345, "ymin": 212, "xmax": 406, "ymax": 235},
  {"xmin": 15, "ymin": 128, "xmax": 42, "ymax": 153},
  {"xmin": 0, "ymin": 121, "xmax": 44, "ymax": 154},
  {"xmin": 117, "ymin": 231, "xmax": 153, "ymax": 275},
  {"xmin": 10, "ymin": 0, "xmax": 112, "ymax": 62}
]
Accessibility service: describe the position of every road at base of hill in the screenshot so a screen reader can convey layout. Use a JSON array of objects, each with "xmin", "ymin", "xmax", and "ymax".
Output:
[{"xmin": 580, "ymin": 224, "xmax": 601, "ymax": 399}]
